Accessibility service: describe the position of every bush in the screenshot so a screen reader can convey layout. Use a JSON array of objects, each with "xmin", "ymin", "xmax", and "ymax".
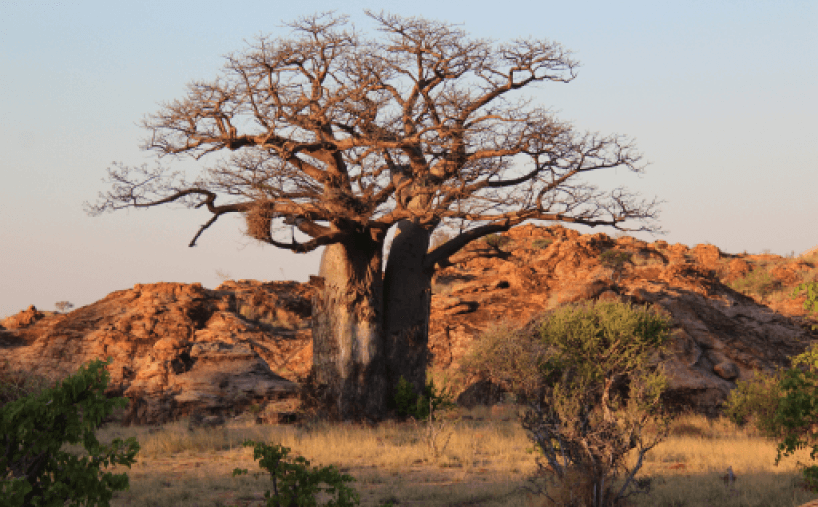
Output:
[
  {"xmin": 483, "ymin": 233, "xmax": 510, "ymax": 250},
  {"xmin": 393, "ymin": 376, "xmax": 454, "ymax": 421},
  {"xmin": 462, "ymin": 301, "xmax": 672, "ymax": 507},
  {"xmin": 730, "ymin": 268, "xmax": 779, "ymax": 297},
  {"xmin": 232, "ymin": 441, "xmax": 360, "ymax": 507},
  {"xmin": 726, "ymin": 344, "xmax": 818, "ymax": 491},
  {"xmin": 1, "ymin": 357, "xmax": 140, "ymax": 507},
  {"xmin": 723, "ymin": 368, "xmax": 783, "ymax": 436},
  {"xmin": 792, "ymin": 281, "xmax": 818, "ymax": 330},
  {"xmin": 532, "ymin": 238, "xmax": 553, "ymax": 250}
]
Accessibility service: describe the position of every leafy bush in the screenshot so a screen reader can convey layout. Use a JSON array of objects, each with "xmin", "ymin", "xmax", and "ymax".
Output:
[
  {"xmin": 725, "ymin": 344, "xmax": 818, "ymax": 491},
  {"xmin": 723, "ymin": 368, "xmax": 783, "ymax": 436},
  {"xmin": 393, "ymin": 376, "xmax": 454, "ymax": 420},
  {"xmin": 232, "ymin": 441, "xmax": 360, "ymax": 507},
  {"xmin": 532, "ymin": 238, "xmax": 553, "ymax": 250},
  {"xmin": 792, "ymin": 282, "xmax": 818, "ymax": 330},
  {"xmin": 599, "ymin": 249, "xmax": 631, "ymax": 269},
  {"xmin": 483, "ymin": 233, "xmax": 510, "ymax": 250},
  {"xmin": 730, "ymin": 268, "xmax": 779, "ymax": 297},
  {"xmin": 462, "ymin": 301, "xmax": 672, "ymax": 507},
  {"xmin": 1, "ymin": 358, "xmax": 140, "ymax": 507}
]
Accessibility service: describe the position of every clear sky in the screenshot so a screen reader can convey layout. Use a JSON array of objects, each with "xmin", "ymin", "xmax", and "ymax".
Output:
[{"xmin": 1, "ymin": 0, "xmax": 816, "ymax": 318}]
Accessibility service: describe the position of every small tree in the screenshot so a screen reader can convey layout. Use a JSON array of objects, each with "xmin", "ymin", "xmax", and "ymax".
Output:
[
  {"xmin": 54, "ymin": 301, "xmax": 74, "ymax": 314},
  {"xmin": 463, "ymin": 301, "xmax": 672, "ymax": 507},
  {"xmin": 725, "ymin": 343, "xmax": 818, "ymax": 490}
]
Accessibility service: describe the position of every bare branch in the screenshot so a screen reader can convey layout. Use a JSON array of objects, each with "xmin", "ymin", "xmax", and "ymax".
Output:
[{"xmin": 89, "ymin": 11, "xmax": 662, "ymax": 258}]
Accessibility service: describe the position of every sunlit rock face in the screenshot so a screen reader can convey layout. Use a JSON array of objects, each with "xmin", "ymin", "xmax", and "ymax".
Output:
[
  {"xmin": 0, "ymin": 280, "xmax": 312, "ymax": 425},
  {"xmin": 2, "ymin": 226, "xmax": 816, "ymax": 422}
]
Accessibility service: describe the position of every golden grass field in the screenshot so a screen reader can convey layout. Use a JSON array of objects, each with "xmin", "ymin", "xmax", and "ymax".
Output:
[{"xmin": 36, "ymin": 406, "xmax": 818, "ymax": 507}]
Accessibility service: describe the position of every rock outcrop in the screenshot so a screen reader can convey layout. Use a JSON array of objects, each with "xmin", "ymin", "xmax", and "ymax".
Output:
[
  {"xmin": 0, "ymin": 280, "xmax": 314, "ymax": 425},
  {"xmin": 2, "ymin": 226, "xmax": 816, "ymax": 423},
  {"xmin": 430, "ymin": 225, "xmax": 817, "ymax": 414}
]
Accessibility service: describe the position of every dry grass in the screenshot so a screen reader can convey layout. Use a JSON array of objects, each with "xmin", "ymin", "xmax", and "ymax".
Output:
[{"xmin": 23, "ymin": 408, "xmax": 815, "ymax": 506}]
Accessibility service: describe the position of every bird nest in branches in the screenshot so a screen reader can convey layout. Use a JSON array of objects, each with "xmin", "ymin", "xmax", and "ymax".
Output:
[{"xmin": 244, "ymin": 201, "xmax": 274, "ymax": 242}]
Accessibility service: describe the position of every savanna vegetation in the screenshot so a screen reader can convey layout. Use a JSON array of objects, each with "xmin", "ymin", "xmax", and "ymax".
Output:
[{"xmin": 5, "ymin": 300, "xmax": 818, "ymax": 506}]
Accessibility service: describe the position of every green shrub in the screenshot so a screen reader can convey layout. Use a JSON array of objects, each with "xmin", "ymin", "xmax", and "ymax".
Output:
[
  {"xmin": 730, "ymin": 268, "xmax": 779, "ymax": 297},
  {"xmin": 231, "ymin": 441, "xmax": 360, "ymax": 507},
  {"xmin": 463, "ymin": 301, "xmax": 672, "ymax": 507},
  {"xmin": 483, "ymin": 233, "xmax": 510, "ymax": 250},
  {"xmin": 725, "ymin": 344, "xmax": 818, "ymax": 491},
  {"xmin": 599, "ymin": 249, "xmax": 631, "ymax": 268},
  {"xmin": 1, "ymin": 358, "xmax": 140, "ymax": 507},
  {"xmin": 723, "ymin": 368, "xmax": 783, "ymax": 435},
  {"xmin": 531, "ymin": 238, "xmax": 553, "ymax": 250},
  {"xmin": 792, "ymin": 282, "xmax": 818, "ymax": 329},
  {"xmin": 393, "ymin": 376, "xmax": 454, "ymax": 420}
]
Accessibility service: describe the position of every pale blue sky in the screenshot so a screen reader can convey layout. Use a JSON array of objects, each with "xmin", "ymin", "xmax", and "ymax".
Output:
[{"xmin": 1, "ymin": 0, "xmax": 816, "ymax": 318}]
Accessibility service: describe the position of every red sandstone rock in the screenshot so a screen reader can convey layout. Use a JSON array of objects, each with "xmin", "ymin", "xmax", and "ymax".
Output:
[
  {"xmin": 1, "ymin": 225, "xmax": 816, "ymax": 423},
  {"xmin": 0, "ymin": 281, "xmax": 313, "ymax": 425},
  {"xmin": 692, "ymin": 244, "xmax": 720, "ymax": 268},
  {"xmin": 1, "ymin": 305, "xmax": 46, "ymax": 329}
]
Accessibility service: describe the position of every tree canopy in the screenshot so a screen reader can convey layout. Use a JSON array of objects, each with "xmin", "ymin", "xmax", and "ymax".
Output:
[
  {"xmin": 87, "ymin": 11, "xmax": 661, "ymax": 265},
  {"xmin": 86, "ymin": 11, "xmax": 663, "ymax": 420}
]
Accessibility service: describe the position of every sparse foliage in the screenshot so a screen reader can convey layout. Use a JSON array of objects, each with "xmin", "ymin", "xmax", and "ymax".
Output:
[
  {"xmin": 463, "ymin": 301, "xmax": 672, "ymax": 506},
  {"xmin": 599, "ymin": 249, "xmax": 631, "ymax": 284},
  {"xmin": 792, "ymin": 282, "xmax": 818, "ymax": 330},
  {"xmin": 532, "ymin": 238, "xmax": 553, "ymax": 250},
  {"xmin": 725, "ymin": 344, "xmax": 818, "ymax": 491},
  {"xmin": 232, "ymin": 440, "xmax": 360, "ymax": 507},
  {"xmin": 393, "ymin": 375, "xmax": 454, "ymax": 421},
  {"xmin": 730, "ymin": 268, "xmax": 779, "ymax": 298},
  {"xmin": 411, "ymin": 398, "xmax": 455, "ymax": 461},
  {"xmin": 54, "ymin": 301, "xmax": 74, "ymax": 314},
  {"xmin": 214, "ymin": 269, "xmax": 232, "ymax": 283},
  {"xmin": 483, "ymin": 233, "xmax": 511, "ymax": 250}
]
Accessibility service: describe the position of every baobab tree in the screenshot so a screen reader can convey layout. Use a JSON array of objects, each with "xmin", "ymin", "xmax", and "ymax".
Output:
[{"xmin": 87, "ymin": 12, "xmax": 661, "ymax": 421}]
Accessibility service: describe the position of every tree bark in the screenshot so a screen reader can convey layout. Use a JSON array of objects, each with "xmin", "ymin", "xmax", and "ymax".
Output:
[
  {"xmin": 382, "ymin": 221, "xmax": 434, "ymax": 401},
  {"xmin": 311, "ymin": 233, "xmax": 386, "ymax": 420}
]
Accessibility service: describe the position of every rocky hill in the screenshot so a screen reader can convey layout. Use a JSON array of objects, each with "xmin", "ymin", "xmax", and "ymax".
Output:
[{"xmin": 2, "ymin": 225, "xmax": 817, "ymax": 424}]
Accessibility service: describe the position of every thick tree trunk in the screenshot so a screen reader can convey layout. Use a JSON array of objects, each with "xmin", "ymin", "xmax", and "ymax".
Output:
[
  {"xmin": 382, "ymin": 221, "xmax": 434, "ymax": 401},
  {"xmin": 311, "ymin": 233, "xmax": 386, "ymax": 420}
]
